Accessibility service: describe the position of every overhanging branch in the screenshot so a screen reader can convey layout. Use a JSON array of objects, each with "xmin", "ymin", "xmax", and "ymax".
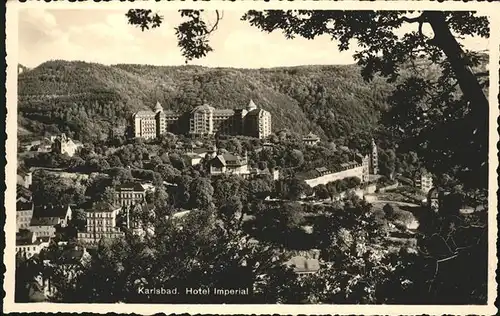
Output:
[{"xmin": 400, "ymin": 13, "xmax": 428, "ymax": 38}]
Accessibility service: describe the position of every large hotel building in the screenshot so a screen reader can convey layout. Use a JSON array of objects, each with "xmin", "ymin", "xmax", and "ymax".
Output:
[{"xmin": 130, "ymin": 100, "xmax": 272, "ymax": 139}]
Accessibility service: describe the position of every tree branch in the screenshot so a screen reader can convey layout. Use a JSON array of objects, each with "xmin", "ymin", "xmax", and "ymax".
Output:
[
  {"xmin": 207, "ymin": 10, "xmax": 222, "ymax": 34},
  {"xmin": 400, "ymin": 13, "xmax": 427, "ymax": 38}
]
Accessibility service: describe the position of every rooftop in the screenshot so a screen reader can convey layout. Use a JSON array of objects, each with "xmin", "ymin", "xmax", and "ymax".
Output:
[
  {"xmin": 213, "ymin": 109, "xmax": 236, "ymax": 115},
  {"xmin": 115, "ymin": 182, "xmax": 146, "ymax": 192},
  {"xmin": 192, "ymin": 104, "xmax": 215, "ymax": 113},
  {"xmin": 303, "ymin": 132, "xmax": 320, "ymax": 140},
  {"xmin": 134, "ymin": 110, "xmax": 155, "ymax": 117},
  {"xmin": 212, "ymin": 153, "xmax": 247, "ymax": 167},
  {"xmin": 17, "ymin": 201, "xmax": 33, "ymax": 212},
  {"xmin": 18, "ymin": 166, "xmax": 32, "ymax": 175},
  {"xmin": 285, "ymin": 256, "xmax": 320, "ymax": 274},
  {"xmin": 30, "ymin": 216, "xmax": 60, "ymax": 227},
  {"xmin": 87, "ymin": 202, "xmax": 121, "ymax": 213},
  {"xmin": 246, "ymin": 108, "xmax": 264, "ymax": 117},
  {"xmin": 32, "ymin": 204, "xmax": 70, "ymax": 220},
  {"xmin": 59, "ymin": 247, "xmax": 87, "ymax": 264}
]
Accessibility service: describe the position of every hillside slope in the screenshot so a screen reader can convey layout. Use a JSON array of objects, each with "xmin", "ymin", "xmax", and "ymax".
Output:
[{"xmin": 17, "ymin": 60, "xmax": 424, "ymax": 142}]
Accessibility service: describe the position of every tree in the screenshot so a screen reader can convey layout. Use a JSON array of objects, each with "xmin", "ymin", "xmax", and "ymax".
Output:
[
  {"xmin": 325, "ymin": 181, "xmax": 338, "ymax": 201},
  {"xmin": 32, "ymin": 170, "xmax": 86, "ymax": 206},
  {"xmin": 71, "ymin": 209, "xmax": 87, "ymax": 232},
  {"xmin": 378, "ymin": 149, "xmax": 396, "ymax": 178},
  {"xmin": 212, "ymin": 175, "xmax": 244, "ymax": 206},
  {"xmin": 109, "ymin": 167, "xmax": 134, "ymax": 186},
  {"xmin": 101, "ymin": 187, "xmax": 116, "ymax": 204},
  {"xmin": 15, "ymin": 254, "xmax": 46, "ymax": 302},
  {"xmin": 155, "ymin": 163, "xmax": 180, "ymax": 183},
  {"xmin": 189, "ymin": 177, "xmax": 214, "ymax": 209},
  {"xmin": 314, "ymin": 184, "xmax": 330, "ymax": 200},
  {"xmin": 153, "ymin": 187, "xmax": 171, "ymax": 217},
  {"xmin": 383, "ymin": 203, "xmax": 396, "ymax": 219}
]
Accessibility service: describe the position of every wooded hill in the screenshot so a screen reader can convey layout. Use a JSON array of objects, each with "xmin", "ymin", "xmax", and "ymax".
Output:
[
  {"xmin": 18, "ymin": 57, "xmax": 486, "ymax": 143},
  {"xmin": 17, "ymin": 60, "xmax": 396, "ymax": 142}
]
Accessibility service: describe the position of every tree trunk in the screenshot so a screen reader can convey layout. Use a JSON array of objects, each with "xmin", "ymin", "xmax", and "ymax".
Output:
[
  {"xmin": 426, "ymin": 11, "xmax": 489, "ymax": 119},
  {"xmin": 426, "ymin": 11, "xmax": 489, "ymax": 189}
]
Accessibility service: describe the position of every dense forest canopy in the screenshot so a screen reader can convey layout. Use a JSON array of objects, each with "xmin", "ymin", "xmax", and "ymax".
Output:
[{"xmin": 18, "ymin": 60, "xmax": 395, "ymax": 143}]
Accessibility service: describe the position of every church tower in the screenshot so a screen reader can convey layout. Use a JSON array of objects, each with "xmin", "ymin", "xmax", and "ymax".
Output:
[{"xmin": 370, "ymin": 138, "xmax": 379, "ymax": 175}]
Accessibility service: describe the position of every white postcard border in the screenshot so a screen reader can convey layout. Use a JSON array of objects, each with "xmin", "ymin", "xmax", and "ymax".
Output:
[{"xmin": 4, "ymin": 1, "xmax": 499, "ymax": 314}]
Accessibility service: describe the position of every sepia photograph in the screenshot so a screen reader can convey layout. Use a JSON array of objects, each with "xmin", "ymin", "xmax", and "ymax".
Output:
[{"xmin": 4, "ymin": 1, "xmax": 499, "ymax": 314}]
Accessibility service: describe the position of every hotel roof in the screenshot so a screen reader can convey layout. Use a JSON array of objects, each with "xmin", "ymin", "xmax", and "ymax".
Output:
[
  {"xmin": 134, "ymin": 110, "xmax": 156, "ymax": 117},
  {"xmin": 191, "ymin": 104, "xmax": 215, "ymax": 113}
]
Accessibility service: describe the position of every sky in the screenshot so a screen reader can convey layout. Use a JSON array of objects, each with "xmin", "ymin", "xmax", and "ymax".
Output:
[{"xmin": 18, "ymin": 9, "xmax": 490, "ymax": 69}]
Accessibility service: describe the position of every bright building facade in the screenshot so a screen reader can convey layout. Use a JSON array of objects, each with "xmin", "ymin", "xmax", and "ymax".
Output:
[
  {"xmin": 16, "ymin": 231, "xmax": 50, "ymax": 259},
  {"xmin": 130, "ymin": 100, "xmax": 272, "ymax": 139},
  {"xmin": 114, "ymin": 182, "xmax": 147, "ymax": 207},
  {"xmin": 77, "ymin": 202, "xmax": 124, "ymax": 246},
  {"xmin": 52, "ymin": 133, "xmax": 82, "ymax": 157},
  {"xmin": 17, "ymin": 201, "xmax": 34, "ymax": 232}
]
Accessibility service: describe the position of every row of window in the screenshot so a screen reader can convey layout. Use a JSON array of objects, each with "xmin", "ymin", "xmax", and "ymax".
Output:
[
  {"xmin": 87, "ymin": 219, "xmax": 114, "ymax": 226},
  {"xmin": 116, "ymin": 193, "xmax": 144, "ymax": 198},
  {"xmin": 17, "ymin": 245, "xmax": 41, "ymax": 251},
  {"xmin": 79, "ymin": 232, "xmax": 123, "ymax": 240},
  {"xmin": 87, "ymin": 212, "xmax": 116, "ymax": 218}
]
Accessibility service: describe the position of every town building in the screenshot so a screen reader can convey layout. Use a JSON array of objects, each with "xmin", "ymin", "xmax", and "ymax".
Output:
[
  {"xmin": 113, "ymin": 182, "xmax": 147, "ymax": 207},
  {"xmin": 17, "ymin": 167, "xmax": 33, "ymax": 188},
  {"xmin": 183, "ymin": 152, "xmax": 204, "ymax": 166},
  {"xmin": 77, "ymin": 202, "xmax": 124, "ymax": 246},
  {"xmin": 130, "ymin": 100, "xmax": 272, "ymax": 140},
  {"xmin": 19, "ymin": 139, "xmax": 41, "ymax": 152},
  {"xmin": 208, "ymin": 151, "xmax": 280, "ymax": 180},
  {"xmin": 29, "ymin": 205, "xmax": 72, "ymax": 238},
  {"xmin": 17, "ymin": 185, "xmax": 32, "ymax": 203},
  {"xmin": 17, "ymin": 200, "xmax": 34, "ymax": 232},
  {"xmin": 37, "ymin": 138, "xmax": 53, "ymax": 153},
  {"xmin": 52, "ymin": 133, "xmax": 82, "ymax": 157},
  {"xmin": 210, "ymin": 152, "xmax": 250, "ymax": 176},
  {"xmin": 302, "ymin": 132, "xmax": 321, "ymax": 146},
  {"xmin": 355, "ymin": 153, "xmax": 371, "ymax": 183},
  {"xmin": 29, "ymin": 217, "xmax": 59, "ymax": 238},
  {"xmin": 415, "ymin": 172, "xmax": 433, "ymax": 194},
  {"xmin": 16, "ymin": 231, "xmax": 50, "ymax": 259}
]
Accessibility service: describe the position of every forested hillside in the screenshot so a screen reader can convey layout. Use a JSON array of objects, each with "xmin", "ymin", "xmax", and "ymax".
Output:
[{"xmin": 18, "ymin": 60, "xmax": 396, "ymax": 142}]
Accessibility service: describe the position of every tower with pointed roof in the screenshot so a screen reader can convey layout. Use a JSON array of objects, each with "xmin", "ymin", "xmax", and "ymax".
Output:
[
  {"xmin": 247, "ymin": 99, "xmax": 257, "ymax": 111},
  {"xmin": 370, "ymin": 138, "xmax": 379, "ymax": 174},
  {"xmin": 154, "ymin": 101, "xmax": 163, "ymax": 113},
  {"xmin": 155, "ymin": 101, "xmax": 167, "ymax": 137}
]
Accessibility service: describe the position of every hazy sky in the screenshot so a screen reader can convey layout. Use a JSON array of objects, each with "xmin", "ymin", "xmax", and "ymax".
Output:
[{"xmin": 19, "ymin": 9, "xmax": 490, "ymax": 69}]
